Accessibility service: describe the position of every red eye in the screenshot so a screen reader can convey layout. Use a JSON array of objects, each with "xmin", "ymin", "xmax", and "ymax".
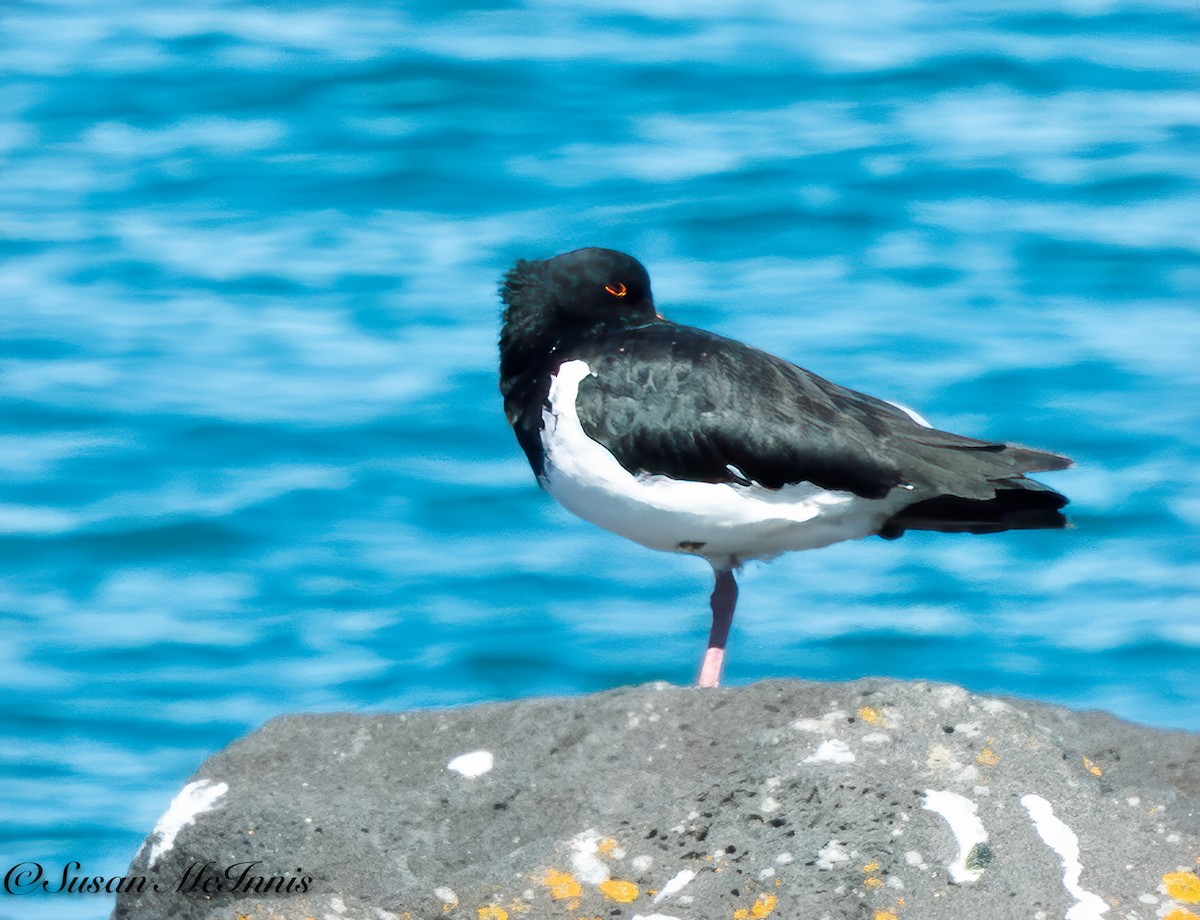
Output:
[{"xmin": 605, "ymin": 282, "xmax": 627, "ymax": 297}]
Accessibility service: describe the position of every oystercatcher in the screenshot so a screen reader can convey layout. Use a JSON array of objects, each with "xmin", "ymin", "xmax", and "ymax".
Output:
[{"xmin": 498, "ymin": 247, "xmax": 1070, "ymax": 688}]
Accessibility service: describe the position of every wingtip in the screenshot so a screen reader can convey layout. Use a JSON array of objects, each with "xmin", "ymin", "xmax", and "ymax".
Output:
[{"xmin": 1006, "ymin": 444, "xmax": 1074, "ymax": 474}]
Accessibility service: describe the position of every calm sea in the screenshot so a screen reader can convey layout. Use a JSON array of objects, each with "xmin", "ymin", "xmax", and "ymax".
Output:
[{"xmin": 1, "ymin": 1, "xmax": 1198, "ymax": 916}]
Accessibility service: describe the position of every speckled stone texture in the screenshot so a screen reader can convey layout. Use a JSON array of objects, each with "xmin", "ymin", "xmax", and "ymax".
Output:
[{"xmin": 113, "ymin": 680, "xmax": 1200, "ymax": 920}]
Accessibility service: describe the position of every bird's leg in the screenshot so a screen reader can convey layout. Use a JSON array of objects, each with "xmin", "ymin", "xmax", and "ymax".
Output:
[{"xmin": 697, "ymin": 564, "xmax": 738, "ymax": 688}]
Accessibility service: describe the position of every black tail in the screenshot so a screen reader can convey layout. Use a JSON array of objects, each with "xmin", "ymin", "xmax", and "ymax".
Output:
[{"xmin": 878, "ymin": 477, "xmax": 1069, "ymax": 539}]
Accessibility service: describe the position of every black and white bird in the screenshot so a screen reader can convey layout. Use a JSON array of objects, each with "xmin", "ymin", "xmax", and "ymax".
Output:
[{"xmin": 498, "ymin": 247, "xmax": 1070, "ymax": 688}]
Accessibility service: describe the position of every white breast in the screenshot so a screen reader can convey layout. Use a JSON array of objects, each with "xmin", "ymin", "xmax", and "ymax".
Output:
[{"xmin": 539, "ymin": 359, "xmax": 911, "ymax": 562}]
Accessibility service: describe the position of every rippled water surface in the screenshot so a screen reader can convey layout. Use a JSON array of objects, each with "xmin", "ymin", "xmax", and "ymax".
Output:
[{"xmin": 2, "ymin": 1, "xmax": 1199, "ymax": 916}]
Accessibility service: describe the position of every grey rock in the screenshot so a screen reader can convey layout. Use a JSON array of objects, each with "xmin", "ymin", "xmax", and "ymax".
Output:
[{"xmin": 113, "ymin": 679, "xmax": 1200, "ymax": 920}]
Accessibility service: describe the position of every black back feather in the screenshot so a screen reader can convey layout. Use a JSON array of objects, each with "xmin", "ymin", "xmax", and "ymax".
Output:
[{"xmin": 564, "ymin": 323, "xmax": 1069, "ymax": 505}]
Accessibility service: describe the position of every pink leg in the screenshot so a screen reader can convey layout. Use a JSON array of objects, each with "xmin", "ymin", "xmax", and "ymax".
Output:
[
  {"xmin": 697, "ymin": 566, "xmax": 737, "ymax": 688},
  {"xmin": 698, "ymin": 646, "xmax": 725, "ymax": 688}
]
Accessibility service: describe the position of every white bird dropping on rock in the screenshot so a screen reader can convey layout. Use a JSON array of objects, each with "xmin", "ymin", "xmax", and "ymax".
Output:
[
  {"xmin": 804, "ymin": 738, "xmax": 856, "ymax": 764},
  {"xmin": 1021, "ymin": 794, "xmax": 1109, "ymax": 920},
  {"xmin": 653, "ymin": 869, "xmax": 696, "ymax": 903},
  {"xmin": 145, "ymin": 779, "xmax": 229, "ymax": 867},
  {"xmin": 922, "ymin": 789, "xmax": 990, "ymax": 884},
  {"xmin": 447, "ymin": 750, "xmax": 494, "ymax": 778}
]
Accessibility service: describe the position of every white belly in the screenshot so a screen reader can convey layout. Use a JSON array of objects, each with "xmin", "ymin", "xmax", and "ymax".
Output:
[{"xmin": 540, "ymin": 360, "xmax": 911, "ymax": 562}]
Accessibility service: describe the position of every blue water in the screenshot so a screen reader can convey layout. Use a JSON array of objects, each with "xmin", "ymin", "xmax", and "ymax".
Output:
[{"xmin": 2, "ymin": 1, "xmax": 1198, "ymax": 916}]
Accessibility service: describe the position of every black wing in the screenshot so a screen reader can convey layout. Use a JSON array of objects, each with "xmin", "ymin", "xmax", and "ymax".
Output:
[{"xmin": 565, "ymin": 323, "xmax": 1070, "ymax": 503}]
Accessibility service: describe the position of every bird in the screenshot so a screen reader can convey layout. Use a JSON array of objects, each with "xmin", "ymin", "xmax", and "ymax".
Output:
[{"xmin": 498, "ymin": 247, "xmax": 1070, "ymax": 688}]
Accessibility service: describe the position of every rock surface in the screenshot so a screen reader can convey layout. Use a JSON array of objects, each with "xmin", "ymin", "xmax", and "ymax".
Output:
[{"xmin": 113, "ymin": 679, "xmax": 1200, "ymax": 920}]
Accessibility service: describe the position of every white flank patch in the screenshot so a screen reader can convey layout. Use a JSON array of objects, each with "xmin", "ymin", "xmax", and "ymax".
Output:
[
  {"xmin": 433, "ymin": 886, "xmax": 458, "ymax": 906},
  {"xmin": 922, "ymin": 789, "xmax": 989, "ymax": 884},
  {"xmin": 541, "ymin": 359, "xmax": 906, "ymax": 560},
  {"xmin": 653, "ymin": 869, "xmax": 696, "ymax": 902},
  {"xmin": 447, "ymin": 750, "xmax": 493, "ymax": 778},
  {"xmin": 803, "ymin": 738, "xmax": 856, "ymax": 764},
  {"xmin": 571, "ymin": 830, "xmax": 610, "ymax": 884},
  {"xmin": 1021, "ymin": 794, "xmax": 1109, "ymax": 920},
  {"xmin": 146, "ymin": 779, "xmax": 229, "ymax": 867}
]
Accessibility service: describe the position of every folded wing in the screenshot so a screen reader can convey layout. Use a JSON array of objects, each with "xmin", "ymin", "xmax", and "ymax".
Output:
[{"xmin": 565, "ymin": 323, "xmax": 1069, "ymax": 534}]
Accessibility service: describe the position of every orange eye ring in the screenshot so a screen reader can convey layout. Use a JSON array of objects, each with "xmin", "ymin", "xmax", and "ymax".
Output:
[{"xmin": 604, "ymin": 282, "xmax": 627, "ymax": 297}]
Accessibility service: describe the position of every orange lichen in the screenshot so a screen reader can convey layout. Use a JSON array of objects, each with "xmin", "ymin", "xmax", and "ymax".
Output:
[
  {"xmin": 1165, "ymin": 871, "xmax": 1200, "ymax": 903},
  {"xmin": 1164, "ymin": 909, "xmax": 1200, "ymax": 920},
  {"xmin": 874, "ymin": 911, "xmax": 898, "ymax": 920},
  {"xmin": 862, "ymin": 859, "xmax": 883, "ymax": 887},
  {"xmin": 733, "ymin": 893, "xmax": 778, "ymax": 919},
  {"xmin": 857, "ymin": 706, "xmax": 887, "ymax": 727},
  {"xmin": 598, "ymin": 879, "xmax": 639, "ymax": 902},
  {"xmin": 1083, "ymin": 756, "xmax": 1102, "ymax": 777},
  {"xmin": 976, "ymin": 747, "xmax": 1000, "ymax": 766},
  {"xmin": 597, "ymin": 837, "xmax": 620, "ymax": 857},
  {"xmin": 477, "ymin": 907, "xmax": 508, "ymax": 920},
  {"xmin": 538, "ymin": 869, "xmax": 582, "ymax": 900}
]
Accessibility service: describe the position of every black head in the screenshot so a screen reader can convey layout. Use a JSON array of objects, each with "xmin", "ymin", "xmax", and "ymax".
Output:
[
  {"xmin": 503, "ymin": 247, "xmax": 655, "ymax": 328},
  {"xmin": 499, "ymin": 248, "xmax": 659, "ymax": 385}
]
